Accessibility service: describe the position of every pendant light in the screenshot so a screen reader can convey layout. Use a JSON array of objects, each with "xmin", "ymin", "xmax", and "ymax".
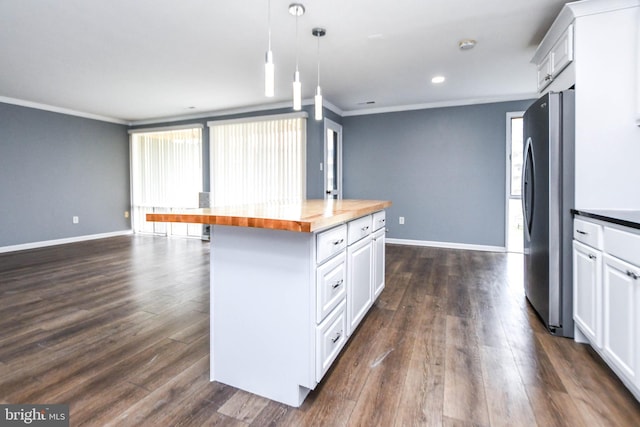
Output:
[
  {"xmin": 264, "ymin": 0, "xmax": 274, "ymax": 97},
  {"xmin": 289, "ymin": 3, "xmax": 305, "ymax": 111},
  {"xmin": 312, "ymin": 28, "xmax": 326, "ymax": 120}
]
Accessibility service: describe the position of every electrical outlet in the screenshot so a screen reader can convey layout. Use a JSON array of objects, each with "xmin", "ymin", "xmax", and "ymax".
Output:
[
  {"xmin": 399, "ymin": 216, "xmax": 405, "ymax": 225},
  {"xmin": 124, "ymin": 211, "xmax": 130, "ymax": 218},
  {"xmin": 72, "ymin": 216, "xmax": 79, "ymax": 224}
]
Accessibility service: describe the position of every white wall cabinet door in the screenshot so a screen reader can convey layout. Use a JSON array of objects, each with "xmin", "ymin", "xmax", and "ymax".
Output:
[
  {"xmin": 347, "ymin": 236, "xmax": 372, "ymax": 336},
  {"xmin": 603, "ymin": 253, "xmax": 639, "ymax": 384},
  {"xmin": 573, "ymin": 240, "xmax": 602, "ymax": 347}
]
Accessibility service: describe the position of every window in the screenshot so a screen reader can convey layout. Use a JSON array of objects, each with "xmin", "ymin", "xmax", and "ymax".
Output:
[
  {"xmin": 506, "ymin": 113, "xmax": 524, "ymax": 252},
  {"xmin": 510, "ymin": 116, "xmax": 524, "ymax": 197},
  {"xmin": 208, "ymin": 113, "xmax": 307, "ymax": 207},
  {"xmin": 130, "ymin": 126, "xmax": 203, "ymax": 236}
]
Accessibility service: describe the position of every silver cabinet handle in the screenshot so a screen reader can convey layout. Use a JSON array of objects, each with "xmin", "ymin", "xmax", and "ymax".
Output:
[
  {"xmin": 361, "ymin": 226, "xmax": 369, "ymax": 232},
  {"xmin": 626, "ymin": 271, "xmax": 639, "ymax": 280},
  {"xmin": 332, "ymin": 279, "xmax": 343, "ymax": 289},
  {"xmin": 331, "ymin": 331, "xmax": 342, "ymax": 343},
  {"xmin": 588, "ymin": 254, "xmax": 597, "ymax": 260},
  {"xmin": 545, "ymin": 74, "xmax": 552, "ymax": 81},
  {"xmin": 576, "ymin": 230, "xmax": 588, "ymax": 235},
  {"xmin": 332, "ymin": 238, "xmax": 344, "ymax": 245}
]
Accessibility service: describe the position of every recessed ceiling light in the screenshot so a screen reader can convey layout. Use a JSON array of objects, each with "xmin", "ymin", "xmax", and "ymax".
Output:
[
  {"xmin": 458, "ymin": 39, "xmax": 476, "ymax": 50},
  {"xmin": 431, "ymin": 76, "xmax": 445, "ymax": 84}
]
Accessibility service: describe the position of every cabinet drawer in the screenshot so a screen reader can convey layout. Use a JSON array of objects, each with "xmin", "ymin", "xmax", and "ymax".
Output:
[
  {"xmin": 347, "ymin": 215, "xmax": 372, "ymax": 245},
  {"xmin": 316, "ymin": 253, "xmax": 346, "ymax": 323},
  {"xmin": 316, "ymin": 224, "xmax": 347, "ymax": 264},
  {"xmin": 604, "ymin": 226, "xmax": 640, "ymax": 267},
  {"xmin": 316, "ymin": 300, "xmax": 347, "ymax": 382},
  {"xmin": 372, "ymin": 210, "xmax": 386, "ymax": 231},
  {"xmin": 574, "ymin": 218, "xmax": 603, "ymax": 249}
]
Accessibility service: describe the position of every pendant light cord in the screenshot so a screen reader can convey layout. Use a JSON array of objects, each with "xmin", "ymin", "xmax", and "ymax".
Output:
[
  {"xmin": 267, "ymin": 0, "xmax": 272, "ymax": 51},
  {"xmin": 316, "ymin": 34, "xmax": 320, "ymax": 86},
  {"xmin": 295, "ymin": 11, "xmax": 299, "ymax": 72}
]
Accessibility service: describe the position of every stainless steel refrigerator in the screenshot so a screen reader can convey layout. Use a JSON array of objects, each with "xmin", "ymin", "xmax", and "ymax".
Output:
[{"xmin": 522, "ymin": 89, "xmax": 574, "ymax": 338}]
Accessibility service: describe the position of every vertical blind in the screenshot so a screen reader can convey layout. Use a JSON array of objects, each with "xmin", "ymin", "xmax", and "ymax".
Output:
[
  {"xmin": 208, "ymin": 114, "xmax": 306, "ymax": 207},
  {"xmin": 130, "ymin": 127, "xmax": 203, "ymax": 236}
]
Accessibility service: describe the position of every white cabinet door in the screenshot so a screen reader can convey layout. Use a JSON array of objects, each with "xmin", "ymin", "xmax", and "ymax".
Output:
[
  {"xmin": 372, "ymin": 229, "xmax": 385, "ymax": 299},
  {"xmin": 347, "ymin": 236, "xmax": 372, "ymax": 336},
  {"xmin": 550, "ymin": 24, "xmax": 574, "ymax": 78},
  {"xmin": 637, "ymin": 9, "xmax": 640, "ymax": 126},
  {"xmin": 316, "ymin": 300, "xmax": 347, "ymax": 382},
  {"xmin": 537, "ymin": 54, "xmax": 552, "ymax": 91},
  {"xmin": 573, "ymin": 240, "xmax": 602, "ymax": 347},
  {"xmin": 603, "ymin": 253, "xmax": 639, "ymax": 384}
]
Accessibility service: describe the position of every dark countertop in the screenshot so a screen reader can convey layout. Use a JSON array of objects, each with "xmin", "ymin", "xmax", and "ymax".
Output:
[{"xmin": 572, "ymin": 209, "xmax": 640, "ymax": 230}]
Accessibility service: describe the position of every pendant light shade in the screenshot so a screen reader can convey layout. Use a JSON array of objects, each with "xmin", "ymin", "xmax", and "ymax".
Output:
[
  {"xmin": 312, "ymin": 27, "xmax": 326, "ymax": 120},
  {"xmin": 293, "ymin": 70, "xmax": 302, "ymax": 110},
  {"xmin": 264, "ymin": 0, "xmax": 274, "ymax": 97},
  {"xmin": 314, "ymin": 86, "xmax": 322, "ymax": 120},
  {"xmin": 265, "ymin": 50, "xmax": 274, "ymax": 97},
  {"xmin": 289, "ymin": 3, "xmax": 305, "ymax": 111}
]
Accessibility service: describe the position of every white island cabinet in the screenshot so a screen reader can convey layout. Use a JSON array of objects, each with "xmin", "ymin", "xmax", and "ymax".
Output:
[{"xmin": 147, "ymin": 199, "xmax": 391, "ymax": 407}]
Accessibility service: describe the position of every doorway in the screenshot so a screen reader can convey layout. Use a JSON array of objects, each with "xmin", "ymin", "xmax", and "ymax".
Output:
[
  {"xmin": 506, "ymin": 112, "xmax": 524, "ymax": 253},
  {"xmin": 324, "ymin": 118, "xmax": 343, "ymax": 199}
]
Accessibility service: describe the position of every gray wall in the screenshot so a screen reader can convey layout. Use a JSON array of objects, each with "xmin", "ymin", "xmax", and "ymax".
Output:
[
  {"xmin": 1, "ymin": 98, "xmax": 528, "ymax": 249},
  {"xmin": 0, "ymin": 103, "xmax": 130, "ymax": 247},
  {"xmin": 343, "ymin": 100, "xmax": 533, "ymax": 248}
]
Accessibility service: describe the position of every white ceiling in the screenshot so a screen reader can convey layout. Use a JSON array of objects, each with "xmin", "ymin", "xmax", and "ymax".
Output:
[{"xmin": 0, "ymin": 0, "xmax": 570, "ymax": 124}]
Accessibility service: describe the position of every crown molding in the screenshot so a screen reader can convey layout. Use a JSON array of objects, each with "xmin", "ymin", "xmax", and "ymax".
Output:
[
  {"xmin": 0, "ymin": 96, "xmax": 128, "ymax": 125},
  {"xmin": 341, "ymin": 93, "xmax": 537, "ymax": 117}
]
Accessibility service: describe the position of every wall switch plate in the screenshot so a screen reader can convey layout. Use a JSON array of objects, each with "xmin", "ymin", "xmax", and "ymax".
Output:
[
  {"xmin": 399, "ymin": 216, "xmax": 405, "ymax": 225},
  {"xmin": 72, "ymin": 216, "xmax": 79, "ymax": 224},
  {"xmin": 124, "ymin": 211, "xmax": 129, "ymax": 218}
]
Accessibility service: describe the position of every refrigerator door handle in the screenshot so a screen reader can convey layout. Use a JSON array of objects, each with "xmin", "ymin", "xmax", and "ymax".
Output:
[{"xmin": 522, "ymin": 136, "xmax": 535, "ymax": 239}]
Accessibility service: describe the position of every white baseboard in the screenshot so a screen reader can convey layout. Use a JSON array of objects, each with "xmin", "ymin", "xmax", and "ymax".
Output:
[
  {"xmin": 386, "ymin": 238, "xmax": 506, "ymax": 253},
  {"xmin": 0, "ymin": 230, "xmax": 133, "ymax": 254}
]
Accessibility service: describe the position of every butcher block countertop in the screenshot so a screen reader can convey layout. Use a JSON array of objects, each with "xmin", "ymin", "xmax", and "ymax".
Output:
[{"xmin": 146, "ymin": 199, "xmax": 392, "ymax": 233}]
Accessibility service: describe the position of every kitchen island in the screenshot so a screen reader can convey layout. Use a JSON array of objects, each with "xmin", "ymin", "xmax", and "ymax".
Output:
[{"xmin": 147, "ymin": 199, "xmax": 391, "ymax": 406}]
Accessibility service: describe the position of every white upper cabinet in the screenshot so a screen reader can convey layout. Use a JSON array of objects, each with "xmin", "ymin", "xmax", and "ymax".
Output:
[
  {"xmin": 533, "ymin": 0, "xmax": 640, "ymax": 210},
  {"xmin": 536, "ymin": 25, "xmax": 574, "ymax": 91},
  {"xmin": 550, "ymin": 25, "xmax": 574, "ymax": 79},
  {"xmin": 637, "ymin": 7, "xmax": 640, "ymax": 126}
]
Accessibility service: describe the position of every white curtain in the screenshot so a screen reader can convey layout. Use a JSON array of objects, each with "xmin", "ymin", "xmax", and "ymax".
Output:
[
  {"xmin": 209, "ymin": 114, "xmax": 306, "ymax": 207},
  {"xmin": 130, "ymin": 127, "xmax": 203, "ymax": 236}
]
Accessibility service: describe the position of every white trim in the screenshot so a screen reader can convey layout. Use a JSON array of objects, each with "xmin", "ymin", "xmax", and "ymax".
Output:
[
  {"xmin": 207, "ymin": 111, "xmax": 308, "ymax": 127},
  {"xmin": 323, "ymin": 118, "xmax": 343, "ymax": 199},
  {"xmin": 0, "ymin": 230, "xmax": 133, "ymax": 254},
  {"xmin": 341, "ymin": 94, "xmax": 536, "ymax": 117},
  {"xmin": 130, "ymin": 99, "xmax": 316, "ymax": 126},
  {"xmin": 128, "ymin": 123, "xmax": 203, "ymax": 134},
  {"xmin": 506, "ymin": 111, "xmax": 525, "ymax": 251},
  {"xmin": 0, "ymin": 96, "xmax": 128, "ymax": 125},
  {"xmin": 129, "ymin": 94, "xmax": 538, "ymax": 126},
  {"xmin": 386, "ymin": 238, "xmax": 506, "ymax": 253},
  {"xmin": 322, "ymin": 99, "xmax": 344, "ymax": 117}
]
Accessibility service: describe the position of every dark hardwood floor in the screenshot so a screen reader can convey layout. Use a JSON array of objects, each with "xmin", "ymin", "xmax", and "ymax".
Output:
[{"xmin": 1, "ymin": 236, "xmax": 639, "ymax": 426}]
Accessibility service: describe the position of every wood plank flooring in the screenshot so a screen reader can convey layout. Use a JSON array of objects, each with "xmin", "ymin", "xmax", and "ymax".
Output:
[{"xmin": 1, "ymin": 236, "xmax": 639, "ymax": 426}]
